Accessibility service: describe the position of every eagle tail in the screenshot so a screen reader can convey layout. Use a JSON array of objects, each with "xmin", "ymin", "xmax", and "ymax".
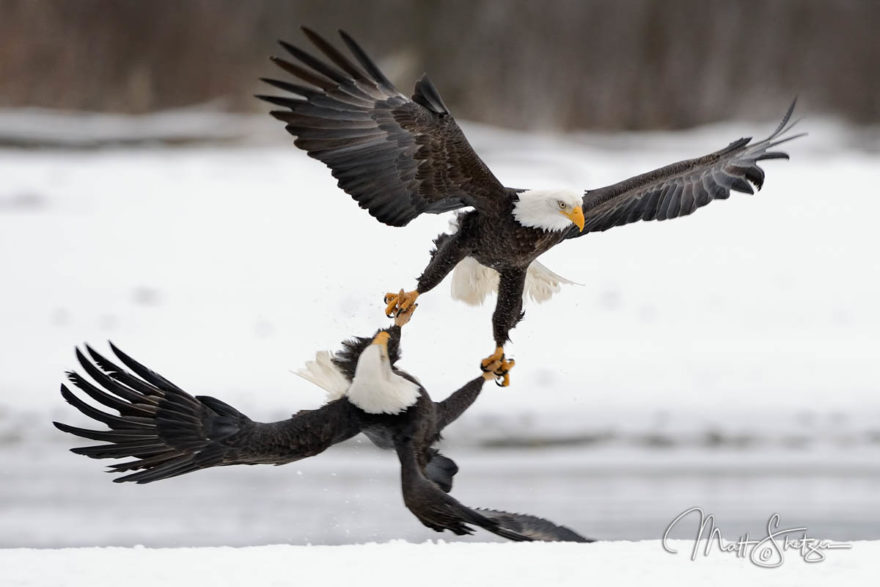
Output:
[
  {"xmin": 295, "ymin": 350, "xmax": 349, "ymax": 400},
  {"xmin": 450, "ymin": 256, "xmax": 499, "ymax": 306},
  {"xmin": 524, "ymin": 260, "xmax": 579, "ymax": 303},
  {"xmin": 54, "ymin": 344, "xmax": 252, "ymax": 484},
  {"xmin": 450, "ymin": 257, "xmax": 577, "ymax": 306}
]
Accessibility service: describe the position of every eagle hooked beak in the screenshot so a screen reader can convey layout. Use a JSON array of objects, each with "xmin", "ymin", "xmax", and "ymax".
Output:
[
  {"xmin": 371, "ymin": 331, "xmax": 391, "ymax": 349},
  {"xmin": 369, "ymin": 330, "xmax": 392, "ymax": 363},
  {"xmin": 563, "ymin": 207, "xmax": 585, "ymax": 232}
]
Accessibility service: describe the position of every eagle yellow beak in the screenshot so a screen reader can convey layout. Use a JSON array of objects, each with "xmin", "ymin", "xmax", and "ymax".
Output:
[
  {"xmin": 563, "ymin": 207, "xmax": 585, "ymax": 232},
  {"xmin": 371, "ymin": 331, "xmax": 390, "ymax": 347}
]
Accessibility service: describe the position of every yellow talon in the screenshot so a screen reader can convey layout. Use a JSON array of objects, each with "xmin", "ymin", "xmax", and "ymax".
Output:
[
  {"xmin": 394, "ymin": 302, "xmax": 418, "ymax": 327},
  {"xmin": 385, "ymin": 290, "xmax": 403, "ymax": 317},
  {"xmin": 481, "ymin": 348, "xmax": 515, "ymax": 387},
  {"xmin": 480, "ymin": 347, "xmax": 505, "ymax": 371},
  {"xmin": 384, "ymin": 289, "xmax": 419, "ymax": 318},
  {"xmin": 481, "ymin": 358, "xmax": 502, "ymax": 381},
  {"xmin": 494, "ymin": 357, "xmax": 515, "ymax": 387}
]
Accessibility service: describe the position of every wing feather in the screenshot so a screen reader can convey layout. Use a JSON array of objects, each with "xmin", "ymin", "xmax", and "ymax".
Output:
[
  {"xmin": 568, "ymin": 100, "xmax": 803, "ymax": 237},
  {"xmin": 260, "ymin": 28, "xmax": 506, "ymax": 227},
  {"xmin": 55, "ymin": 344, "xmax": 364, "ymax": 483},
  {"xmin": 476, "ymin": 509, "xmax": 593, "ymax": 542}
]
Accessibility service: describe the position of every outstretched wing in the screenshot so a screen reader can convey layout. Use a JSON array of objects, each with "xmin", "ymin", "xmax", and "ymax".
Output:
[
  {"xmin": 259, "ymin": 28, "xmax": 507, "ymax": 227},
  {"xmin": 397, "ymin": 439, "xmax": 587, "ymax": 542},
  {"xmin": 54, "ymin": 343, "xmax": 363, "ymax": 483},
  {"xmin": 396, "ymin": 439, "xmax": 503, "ymax": 537},
  {"xmin": 567, "ymin": 100, "xmax": 803, "ymax": 238}
]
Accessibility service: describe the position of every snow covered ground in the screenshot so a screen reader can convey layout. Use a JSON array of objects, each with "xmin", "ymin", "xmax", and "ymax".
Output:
[
  {"xmin": 1, "ymin": 110, "xmax": 879, "ymax": 565},
  {"xmin": 3, "ymin": 541, "xmax": 877, "ymax": 587}
]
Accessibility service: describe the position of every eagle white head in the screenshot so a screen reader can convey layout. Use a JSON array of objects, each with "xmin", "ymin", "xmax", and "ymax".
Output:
[
  {"xmin": 512, "ymin": 189, "xmax": 585, "ymax": 232},
  {"xmin": 297, "ymin": 331, "xmax": 420, "ymax": 414},
  {"xmin": 344, "ymin": 331, "xmax": 420, "ymax": 415}
]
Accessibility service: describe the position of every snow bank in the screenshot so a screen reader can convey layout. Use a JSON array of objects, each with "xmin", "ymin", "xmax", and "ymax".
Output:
[
  {"xmin": 0, "ymin": 107, "xmax": 273, "ymax": 148},
  {"xmin": 2, "ymin": 541, "xmax": 875, "ymax": 587}
]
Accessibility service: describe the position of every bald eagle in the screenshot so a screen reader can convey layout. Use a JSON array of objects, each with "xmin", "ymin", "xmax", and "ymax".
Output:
[
  {"xmin": 259, "ymin": 28, "xmax": 802, "ymax": 385},
  {"xmin": 54, "ymin": 320, "xmax": 588, "ymax": 542}
]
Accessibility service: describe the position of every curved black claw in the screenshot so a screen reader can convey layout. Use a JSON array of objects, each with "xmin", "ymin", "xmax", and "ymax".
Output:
[{"xmin": 482, "ymin": 352, "xmax": 514, "ymax": 388}]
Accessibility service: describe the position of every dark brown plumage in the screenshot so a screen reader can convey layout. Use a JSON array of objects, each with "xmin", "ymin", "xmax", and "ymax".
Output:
[
  {"xmin": 54, "ymin": 336, "xmax": 589, "ymax": 542},
  {"xmin": 260, "ymin": 28, "xmax": 802, "ymax": 382},
  {"xmin": 56, "ymin": 343, "xmax": 362, "ymax": 482},
  {"xmin": 259, "ymin": 28, "xmax": 506, "ymax": 227}
]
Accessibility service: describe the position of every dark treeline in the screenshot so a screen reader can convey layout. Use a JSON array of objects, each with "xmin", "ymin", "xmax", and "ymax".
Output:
[{"xmin": 0, "ymin": 0, "xmax": 876, "ymax": 130}]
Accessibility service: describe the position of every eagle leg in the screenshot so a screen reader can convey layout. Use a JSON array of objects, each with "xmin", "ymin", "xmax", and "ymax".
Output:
[
  {"xmin": 480, "ymin": 347, "xmax": 515, "ymax": 387},
  {"xmin": 480, "ymin": 347, "xmax": 504, "ymax": 370},
  {"xmin": 384, "ymin": 289, "xmax": 420, "ymax": 318}
]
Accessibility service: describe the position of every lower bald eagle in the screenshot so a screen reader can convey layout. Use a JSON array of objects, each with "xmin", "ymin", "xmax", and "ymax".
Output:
[
  {"xmin": 54, "ymin": 316, "xmax": 588, "ymax": 542},
  {"xmin": 259, "ymin": 28, "xmax": 803, "ymax": 385}
]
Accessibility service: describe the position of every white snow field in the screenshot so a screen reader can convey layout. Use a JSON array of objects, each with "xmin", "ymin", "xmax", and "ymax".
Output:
[
  {"xmin": 1, "ymin": 110, "xmax": 877, "ymax": 436},
  {"xmin": 2, "ymin": 541, "xmax": 877, "ymax": 587},
  {"xmin": 0, "ymin": 110, "xmax": 878, "ymax": 581}
]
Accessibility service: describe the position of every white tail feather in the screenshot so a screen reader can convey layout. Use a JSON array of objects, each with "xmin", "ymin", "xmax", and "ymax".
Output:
[
  {"xmin": 450, "ymin": 257, "xmax": 577, "ymax": 306},
  {"xmin": 525, "ymin": 260, "xmax": 579, "ymax": 303},
  {"xmin": 295, "ymin": 351, "xmax": 350, "ymax": 401},
  {"xmin": 450, "ymin": 256, "xmax": 499, "ymax": 306}
]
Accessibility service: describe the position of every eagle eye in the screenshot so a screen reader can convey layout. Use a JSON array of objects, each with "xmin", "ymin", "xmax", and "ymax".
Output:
[{"xmin": 557, "ymin": 200, "xmax": 566, "ymax": 209}]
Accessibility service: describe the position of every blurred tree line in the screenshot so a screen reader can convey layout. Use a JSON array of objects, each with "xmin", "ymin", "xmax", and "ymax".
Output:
[{"xmin": 0, "ymin": 0, "xmax": 876, "ymax": 130}]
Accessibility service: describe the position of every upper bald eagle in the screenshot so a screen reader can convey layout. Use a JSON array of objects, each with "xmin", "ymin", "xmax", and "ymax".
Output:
[
  {"xmin": 259, "ymin": 28, "xmax": 802, "ymax": 384},
  {"xmin": 53, "ymin": 321, "xmax": 588, "ymax": 542}
]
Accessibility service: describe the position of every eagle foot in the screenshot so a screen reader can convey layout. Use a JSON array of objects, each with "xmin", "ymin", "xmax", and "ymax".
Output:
[
  {"xmin": 384, "ymin": 289, "xmax": 420, "ymax": 318},
  {"xmin": 480, "ymin": 347, "xmax": 505, "ymax": 371},
  {"xmin": 394, "ymin": 301, "xmax": 419, "ymax": 327},
  {"xmin": 493, "ymin": 357, "xmax": 515, "ymax": 387},
  {"xmin": 481, "ymin": 347, "xmax": 515, "ymax": 387}
]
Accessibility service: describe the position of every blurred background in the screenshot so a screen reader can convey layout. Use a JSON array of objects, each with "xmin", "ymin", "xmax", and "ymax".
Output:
[
  {"xmin": 1, "ymin": 0, "xmax": 878, "ymax": 548},
  {"xmin": 1, "ymin": 0, "xmax": 878, "ymax": 131}
]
